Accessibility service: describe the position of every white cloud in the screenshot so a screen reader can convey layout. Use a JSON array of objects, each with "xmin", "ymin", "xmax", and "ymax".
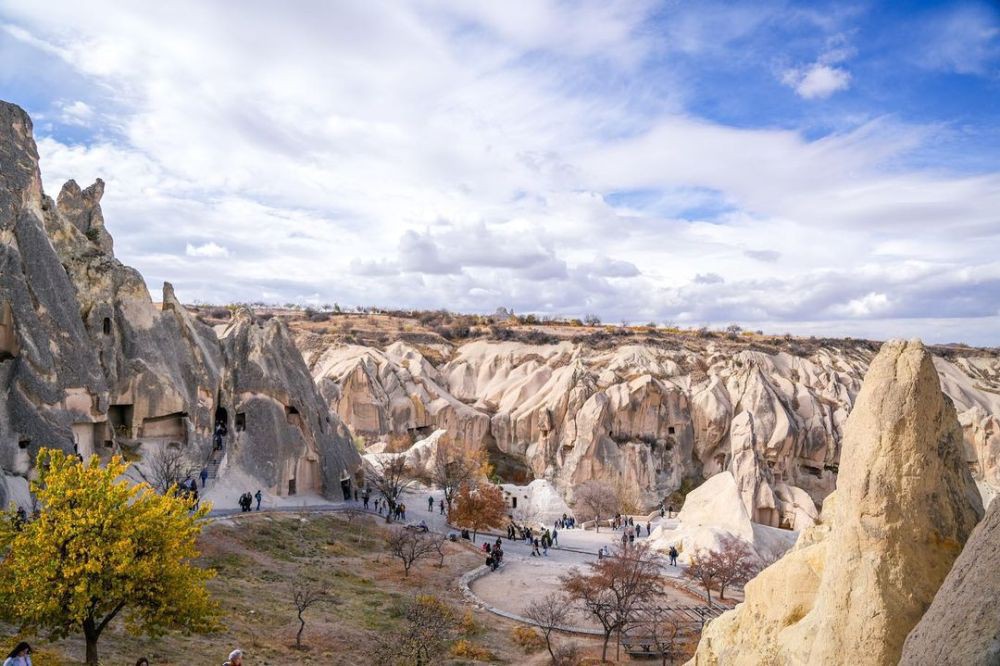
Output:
[
  {"xmin": 57, "ymin": 99, "xmax": 94, "ymax": 125},
  {"xmin": 2, "ymin": 1, "xmax": 998, "ymax": 345},
  {"xmin": 185, "ymin": 242, "xmax": 229, "ymax": 258},
  {"xmin": 782, "ymin": 63, "xmax": 851, "ymax": 99}
]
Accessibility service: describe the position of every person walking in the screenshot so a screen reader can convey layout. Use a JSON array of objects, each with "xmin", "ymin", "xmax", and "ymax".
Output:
[
  {"xmin": 200, "ymin": 467, "xmax": 209, "ymax": 488},
  {"xmin": 552, "ymin": 527, "xmax": 558, "ymax": 547},
  {"xmin": 439, "ymin": 499, "xmax": 445, "ymax": 515},
  {"xmin": 668, "ymin": 546, "xmax": 678, "ymax": 566},
  {"xmin": 223, "ymin": 649, "xmax": 244, "ymax": 666},
  {"xmin": 3, "ymin": 642, "xmax": 31, "ymax": 666},
  {"xmin": 428, "ymin": 496, "xmax": 434, "ymax": 512},
  {"xmin": 363, "ymin": 492, "xmax": 370, "ymax": 509},
  {"xmin": 254, "ymin": 489, "xmax": 262, "ymax": 511},
  {"xmin": 646, "ymin": 522, "xmax": 651, "ymax": 536}
]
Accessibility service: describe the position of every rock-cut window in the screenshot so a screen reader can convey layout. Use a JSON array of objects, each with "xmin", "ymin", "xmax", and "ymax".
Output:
[{"xmin": 102, "ymin": 317, "xmax": 111, "ymax": 335}]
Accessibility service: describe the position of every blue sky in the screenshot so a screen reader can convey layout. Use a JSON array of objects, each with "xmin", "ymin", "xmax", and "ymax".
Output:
[{"xmin": 1, "ymin": 0, "xmax": 998, "ymax": 344}]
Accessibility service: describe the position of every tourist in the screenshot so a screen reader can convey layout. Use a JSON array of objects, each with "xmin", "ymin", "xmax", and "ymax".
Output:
[
  {"xmin": 668, "ymin": 546, "xmax": 678, "ymax": 566},
  {"xmin": 668, "ymin": 504, "xmax": 674, "ymax": 518},
  {"xmin": 533, "ymin": 537, "xmax": 541, "ymax": 557},
  {"xmin": 552, "ymin": 527, "xmax": 558, "ymax": 547},
  {"xmin": 439, "ymin": 499, "xmax": 445, "ymax": 515},
  {"xmin": 621, "ymin": 533, "xmax": 628, "ymax": 547},
  {"xmin": 354, "ymin": 489, "xmax": 359, "ymax": 502},
  {"xmin": 254, "ymin": 489, "xmax": 262, "ymax": 511},
  {"xmin": 400, "ymin": 503, "xmax": 406, "ymax": 520},
  {"xmin": 223, "ymin": 649, "xmax": 244, "ymax": 666},
  {"xmin": 200, "ymin": 467, "xmax": 209, "ymax": 488},
  {"xmin": 362, "ymin": 492, "xmax": 370, "ymax": 509},
  {"xmin": 597, "ymin": 548, "xmax": 603, "ymax": 560},
  {"xmin": 373, "ymin": 498, "xmax": 380, "ymax": 513},
  {"xmin": 428, "ymin": 496, "xmax": 434, "ymax": 511},
  {"xmin": 495, "ymin": 536, "xmax": 503, "ymax": 550},
  {"xmin": 646, "ymin": 522, "xmax": 651, "ymax": 536},
  {"xmin": 3, "ymin": 642, "xmax": 31, "ymax": 666}
]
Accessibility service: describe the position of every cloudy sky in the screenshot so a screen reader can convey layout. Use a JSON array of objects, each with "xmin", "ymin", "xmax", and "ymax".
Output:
[{"xmin": 2, "ymin": 1, "xmax": 999, "ymax": 345}]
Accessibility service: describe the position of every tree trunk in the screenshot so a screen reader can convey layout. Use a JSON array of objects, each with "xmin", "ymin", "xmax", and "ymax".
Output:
[
  {"xmin": 83, "ymin": 619, "xmax": 100, "ymax": 665},
  {"xmin": 601, "ymin": 630, "xmax": 611, "ymax": 662},
  {"xmin": 706, "ymin": 587, "xmax": 712, "ymax": 607},
  {"xmin": 720, "ymin": 584, "xmax": 726, "ymax": 600},
  {"xmin": 545, "ymin": 632, "xmax": 556, "ymax": 663},
  {"xmin": 297, "ymin": 610, "xmax": 305, "ymax": 648},
  {"xmin": 616, "ymin": 626, "xmax": 621, "ymax": 661}
]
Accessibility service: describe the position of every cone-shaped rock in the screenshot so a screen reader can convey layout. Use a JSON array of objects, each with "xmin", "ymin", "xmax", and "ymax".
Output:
[
  {"xmin": 900, "ymin": 497, "xmax": 1000, "ymax": 665},
  {"xmin": 690, "ymin": 339, "xmax": 984, "ymax": 666}
]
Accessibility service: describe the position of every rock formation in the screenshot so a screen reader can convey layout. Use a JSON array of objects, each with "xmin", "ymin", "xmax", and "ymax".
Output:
[
  {"xmin": 900, "ymin": 497, "xmax": 1000, "ymax": 665},
  {"xmin": 304, "ymin": 328, "xmax": 1000, "ymax": 522},
  {"xmin": 0, "ymin": 100, "xmax": 360, "ymax": 503},
  {"xmin": 688, "ymin": 339, "xmax": 984, "ymax": 666}
]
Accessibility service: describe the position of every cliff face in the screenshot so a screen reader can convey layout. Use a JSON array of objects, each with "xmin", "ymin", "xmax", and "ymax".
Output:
[
  {"xmin": 901, "ymin": 496, "xmax": 1000, "ymax": 666},
  {"xmin": 688, "ymin": 339, "xmax": 984, "ymax": 666},
  {"xmin": 304, "ymin": 331, "xmax": 1000, "ymax": 521},
  {"xmin": 0, "ymin": 101, "xmax": 360, "ymax": 502}
]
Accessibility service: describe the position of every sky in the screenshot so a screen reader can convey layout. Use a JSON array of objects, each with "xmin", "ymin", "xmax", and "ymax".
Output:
[{"xmin": 1, "ymin": 0, "xmax": 998, "ymax": 345}]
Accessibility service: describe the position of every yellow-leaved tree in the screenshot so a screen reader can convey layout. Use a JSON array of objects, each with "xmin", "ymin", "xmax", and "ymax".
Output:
[{"xmin": 0, "ymin": 449, "xmax": 221, "ymax": 664}]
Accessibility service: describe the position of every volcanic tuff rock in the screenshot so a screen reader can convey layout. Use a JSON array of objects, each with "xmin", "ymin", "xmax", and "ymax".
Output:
[
  {"xmin": 302, "ymin": 330, "xmax": 1000, "ymax": 521},
  {"xmin": 689, "ymin": 339, "xmax": 984, "ymax": 666},
  {"xmin": 0, "ymin": 100, "xmax": 360, "ymax": 501},
  {"xmin": 900, "ymin": 496, "xmax": 1000, "ymax": 665}
]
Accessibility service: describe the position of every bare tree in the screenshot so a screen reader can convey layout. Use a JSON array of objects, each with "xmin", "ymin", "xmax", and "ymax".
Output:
[
  {"xmin": 365, "ymin": 456, "xmax": 418, "ymax": 523},
  {"xmin": 341, "ymin": 507, "xmax": 367, "ymax": 543},
  {"xmin": 367, "ymin": 594, "xmax": 456, "ymax": 665},
  {"xmin": 524, "ymin": 593, "xmax": 569, "ymax": 663},
  {"xmin": 573, "ymin": 480, "xmax": 619, "ymax": 533},
  {"xmin": 386, "ymin": 528, "xmax": 439, "ymax": 577},
  {"xmin": 561, "ymin": 542, "xmax": 664, "ymax": 662},
  {"xmin": 685, "ymin": 535, "xmax": 761, "ymax": 602},
  {"xmin": 430, "ymin": 441, "xmax": 486, "ymax": 513},
  {"xmin": 630, "ymin": 606, "xmax": 687, "ymax": 665},
  {"xmin": 291, "ymin": 584, "xmax": 334, "ymax": 649},
  {"xmin": 146, "ymin": 446, "xmax": 198, "ymax": 495},
  {"xmin": 431, "ymin": 535, "xmax": 448, "ymax": 568}
]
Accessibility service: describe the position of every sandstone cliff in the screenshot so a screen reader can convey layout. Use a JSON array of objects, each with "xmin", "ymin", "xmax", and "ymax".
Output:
[
  {"xmin": 0, "ymin": 101, "xmax": 360, "ymax": 502},
  {"xmin": 302, "ymin": 328, "xmax": 1000, "ymax": 523},
  {"xmin": 688, "ymin": 339, "xmax": 984, "ymax": 666},
  {"xmin": 900, "ymin": 496, "xmax": 1000, "ymax": 665}
]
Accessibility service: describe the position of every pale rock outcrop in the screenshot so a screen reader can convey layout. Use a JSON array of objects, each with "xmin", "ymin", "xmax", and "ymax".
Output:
[
  {"xmin": 304, "ymin": 328, "xmax": 1000, "ymax": 517},
  {"xmin": 648, "ymin": 471, "xmax": 797, "ymax": 563},
  {"xmin": 690, "ymin": 339, "xmax": 984, "ymax": 666},
  {"xmin": 900, "ymin": 497, "xmax": 1000, "ymax": 666},
  {"xmin": 0, "ymin": 100, "xmax": 360, "ymax": 501}
]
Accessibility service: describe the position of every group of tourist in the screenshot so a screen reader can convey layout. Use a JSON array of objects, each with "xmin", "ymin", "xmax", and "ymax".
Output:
[
  {"xmin": 554, "ymin": 513, "xmax": 577, "ymax": 529},
  {"xmin": 237, "ymin": 490, "xmax": 261, "ymax": 512},
  {"xmin": 483, "ymin": 538, "xmax": 504, "ymax": 570}
]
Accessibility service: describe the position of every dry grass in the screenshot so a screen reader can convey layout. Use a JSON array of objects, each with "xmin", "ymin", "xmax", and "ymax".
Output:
[{"xmin": 9, "ymin": 512, "xmax": 567, "ymax": 665}]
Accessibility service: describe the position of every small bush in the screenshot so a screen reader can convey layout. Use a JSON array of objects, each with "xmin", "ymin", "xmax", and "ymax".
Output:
[
  {"xmin": 450, "ymin": 639, "xmax": 494, "ymax": 660},
  {"xmin": 511, "ymin": 625, "xmax": 546, "ymax": 652},
  {"xmin": 210, "ymin": 308, "xmax": 231, "ymax": 319},
  {"xmin": 553, "ymin": 641, "xmax": 582, "ymax": 665}
]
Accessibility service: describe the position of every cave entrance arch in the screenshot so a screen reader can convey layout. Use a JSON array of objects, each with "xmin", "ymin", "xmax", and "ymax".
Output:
[
  {"xmin": 340, "ymin": 476, "xmax": 352, "ymax": 501},
  {"xmin": 214, "ymin": 405, "xmax": 228, "ymax": 427}
]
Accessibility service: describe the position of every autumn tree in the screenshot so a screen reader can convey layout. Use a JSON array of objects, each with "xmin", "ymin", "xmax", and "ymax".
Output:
[
  {"xmin": 684, "ymin": 535, "xmax": 760, "ymax": 604},
  {"xmin": 431, "ymin": 441, "xmax": 488, "ymax": 512},
  {"xmin": 450, "ymin": 481, "xmax": 507, "ymax": 543},
  {"xmin": 365, "ymin": 455, "xmax": 418, "ymax": 523},
  {"xmin": 367, "ymin": 594, "xmax": 457, "ymax": 665},
  {"xmin": 573, "ymin": 480, "xmax": 619, "ymax": 532},
  {"xmin": 524, "ymin": 593, "xmax": 569, "ymax": 663},
  {"xmin": 0, "ymin": 450, "xmax": 220, "ymax": 665},
  {"xmin": 386, "ymin": 528, "xmax": 439, "ymax": 577},
  {"xmin": 291, "ymin": 584, "xmax": 335, "ymax": 649},
  {"xmin": 630, "ymin": 606, "xmax": 690, "ymax": 666},
  {"xmin": 561, "ymin": 542, "xmax": 663, "ymax": 662}
]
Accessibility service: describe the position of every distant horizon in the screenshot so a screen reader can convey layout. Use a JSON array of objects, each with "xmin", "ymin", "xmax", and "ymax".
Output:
[{"xmin": 3, "ymin": 1, "xmax": 998, "ymax": 345}]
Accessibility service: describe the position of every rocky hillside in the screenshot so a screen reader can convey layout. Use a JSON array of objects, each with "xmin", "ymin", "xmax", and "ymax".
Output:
[
  {"xmin": 290, "ymin": 319, "xmax": 1000, "ymax": 530},
  {"xmin": 0, "ymin": 101, "xmax": 360, "ymax": 505}
]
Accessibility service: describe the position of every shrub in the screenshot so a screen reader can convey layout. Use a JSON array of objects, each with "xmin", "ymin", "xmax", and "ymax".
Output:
[
  {"xmin": 511, "ymin": 625, "xmax": 546, "ymax": 652},
  {"xmin": 210, "ymin": 308, "xmax": 230, "ymax": 319},
  {"xmin": 450, "ymin": 639, "xmax": 494, "ymax": 660}
]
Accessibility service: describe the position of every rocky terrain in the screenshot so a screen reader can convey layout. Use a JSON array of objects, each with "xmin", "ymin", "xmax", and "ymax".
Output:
[
  {"xmin": 292, "ymin": 324, "xmax": 1000, "ymax": 530},
  {"xmin": 0, "ymin": 101, "xmax": 360, "ymax": 505},
  {"xmin": 689, "ymin": 339, "xmax": 985, "ymax": 665}
]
